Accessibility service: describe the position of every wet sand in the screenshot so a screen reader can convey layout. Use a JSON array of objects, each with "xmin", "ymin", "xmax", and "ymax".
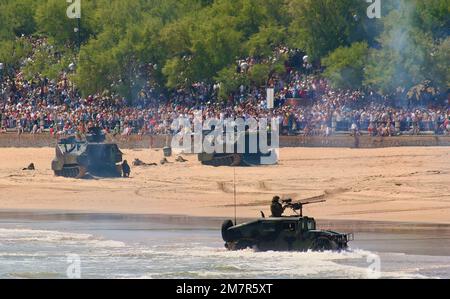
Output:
[{"xmin": 0, "ymin": 147, "xmax": 449, "ymax": 224}]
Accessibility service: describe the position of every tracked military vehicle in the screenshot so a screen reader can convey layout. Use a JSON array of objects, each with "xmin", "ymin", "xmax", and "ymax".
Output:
[
  {"xmin": 221, "ymin": 199, "xmax": 353, "ymax": 251},
  {"xmin": 198, "ymin": 130, "xmax": 277, "ymax": 167},
  {"xmin": 52, "ymin": 127, "xmax": 123, "ymax": 178}
]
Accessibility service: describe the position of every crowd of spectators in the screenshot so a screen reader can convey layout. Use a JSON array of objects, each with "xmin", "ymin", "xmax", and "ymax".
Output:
[{"xmin": 1, "ymin": 40, "xmax": 449, "ymax": 138}]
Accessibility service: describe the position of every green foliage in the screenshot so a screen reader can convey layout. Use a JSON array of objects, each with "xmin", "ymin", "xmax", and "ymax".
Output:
[
  {"xmin": 271, "ymin": 58, "xmax": 287, "ymax": 75},
  {"xmin": 162, "ymin": 57, "xmax": 189, "ymax": 89},
  {"xmin": 245, "ymin": 25, "xmax": 286, "ymax": 58},
  {"xmin": 22, "ymin": 45, "xmax": 74, "ymax": 81},
  {"xmin": 364, "ymin": 2, "xmax": 450, "ymax": 94},
  {"xmin": 214, "ymin": 66, "xmax": 249, "ymax": 100},
  {"xmin": 75, "ymin": 15, "xmax": 164, "ymax": 99},
  {"xmin": 249, "ymin": 64, "xmax": 271, "ymax": 86},
  {"xmin": 322, "ymin": 42, "xmax": 369, "ymax": 90},
  {"xmin": 6, "ymin": 0, "xmax": 40, "ymax": 36},
  {"xmin": 35, "ymin": 0, "xmax": 78, "ymax": 45},
  {"xmin": 0, "ymin": 0, "xmax": 448, "ymax": 99},
  {"xmin": 287, "ymin": 0, "xmax": 371, "ymax": 60},
  {"xmin": 35, "ymin": 0, "xmax": 101, "ymax": 46},
  {"xmin": 0, "ymin": 39, "xmax": 32, "ymax": 71},
  {"xmin": 414, "ymin": 0, "xmax": 450, "ymax": 39},
  {"xmin": 430, "ymin": 37, "xmax": 450, "ymax": 89}
]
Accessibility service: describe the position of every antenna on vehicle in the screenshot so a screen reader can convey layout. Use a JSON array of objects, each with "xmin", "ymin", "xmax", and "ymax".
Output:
[{"xmin": 234, "ymin": 167, "xmax": 237, "ymax": 225}]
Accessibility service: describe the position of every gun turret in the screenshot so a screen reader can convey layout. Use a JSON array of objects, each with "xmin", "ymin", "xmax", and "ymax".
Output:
[
  {"xmin": 282, "ymin": 198, "xmax": 293, "ymax": 204},
  {"xmin": 284, "ymin": 199, "xmax": 326, "ymax": 217},
  {"xmin": 86, "ymin": 127, "xmax": 106, "ymax": 143}
]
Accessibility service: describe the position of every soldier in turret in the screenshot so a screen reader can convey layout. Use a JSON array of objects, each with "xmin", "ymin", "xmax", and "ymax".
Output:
[{"xmin": 270, "ymin": 196, "xmax": 286, "ymax": 217}]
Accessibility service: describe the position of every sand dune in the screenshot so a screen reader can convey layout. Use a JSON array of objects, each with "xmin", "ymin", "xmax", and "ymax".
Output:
[{"xmin": 0, "ymin": 147, "xmax": 449, "ymax": 224}]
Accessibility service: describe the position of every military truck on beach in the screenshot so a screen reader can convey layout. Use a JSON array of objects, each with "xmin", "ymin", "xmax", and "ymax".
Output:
[
  {"xmin": 221, "ymin": 199, "xmax": 353, "ymax": 251},
  {"xmin": 51, "ymin": 127, "xmax": 123, "ymax": 178}
]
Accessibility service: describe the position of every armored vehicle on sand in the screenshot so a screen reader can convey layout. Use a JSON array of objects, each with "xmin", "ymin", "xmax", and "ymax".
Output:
[
  {"xmin": 52, "ymin": 127, "xmax": 123, "ymax": 178},
  {"xmin": 198, "ymin": 130, "xmax": 277, "ymax": 167}
]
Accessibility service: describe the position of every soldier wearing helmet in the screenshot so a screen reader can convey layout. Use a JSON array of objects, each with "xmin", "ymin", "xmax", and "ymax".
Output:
[{"xmin": 271, "ymin": 196, "xmax": 286, "ymax": 217}]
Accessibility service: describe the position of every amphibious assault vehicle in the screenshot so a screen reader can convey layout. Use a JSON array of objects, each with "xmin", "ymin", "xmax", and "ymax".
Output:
[
  {"xmin": 221, "ymin": 199, "xmax": 353, "ymax": 251},
  {"xmin": 51, "ymin": 127, "xmax": 123, "ymax": 178},
  {"xmin": 198, "ymin": 130, "xmax": 277, "ymax": 167}
]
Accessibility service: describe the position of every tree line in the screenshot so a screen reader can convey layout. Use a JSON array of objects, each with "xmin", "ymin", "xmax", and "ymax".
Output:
[{"xmin": 0, "ymin": 0, "xmax": 448, "ymax": 101}]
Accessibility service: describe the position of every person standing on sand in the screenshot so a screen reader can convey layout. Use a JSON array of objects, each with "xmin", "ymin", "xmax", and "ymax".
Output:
[
  {"xmin": 351, "ymin": 123, "xmax": 361, "ymax": 148},
  {"xmin": 122, "ymin": 160, "xmax": 131, "ymax": 178}
]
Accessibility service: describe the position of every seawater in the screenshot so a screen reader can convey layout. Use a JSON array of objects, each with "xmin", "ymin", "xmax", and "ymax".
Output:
[{"xmin": 0, "ymin": 214, "xmax": 449, "ymax": 279}]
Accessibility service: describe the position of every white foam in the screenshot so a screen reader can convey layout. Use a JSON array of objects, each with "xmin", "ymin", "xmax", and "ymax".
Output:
[
  {"xmin": 0, "ymin": 228, "xmax": 126, "ymax": 248},
  {"xmin": 0, "ymin": 228, "xmax": 444, "ymax": 279},
  {"xmin": 138, "ymin": 246, "xmax": 434, "ymax": 279}
]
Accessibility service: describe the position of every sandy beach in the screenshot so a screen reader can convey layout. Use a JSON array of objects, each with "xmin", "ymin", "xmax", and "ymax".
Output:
[{"xmin": 0, "ymin": 146, "xmax": 449, "ymax": 224}]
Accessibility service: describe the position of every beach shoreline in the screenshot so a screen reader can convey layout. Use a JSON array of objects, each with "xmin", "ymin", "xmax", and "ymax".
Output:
[
  {"xmin": 1, "ymin": 209, "xmax": 450, "ymax": 233},
  {"xmin": 0, "ymin": 146, "xmax": 449, "ymax": 225}
]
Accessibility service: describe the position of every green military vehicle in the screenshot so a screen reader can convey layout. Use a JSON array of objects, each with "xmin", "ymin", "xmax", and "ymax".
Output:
[
  {"xmin": 198, "ymin": 130, "xmax": 277, "ymax": 167},
  {"xmin": 221, "ymin": 199, "xmax": 353, "ymax": 251},
  {"xmin": 52, "ymin": 127, "xmax": 123, "ymax": 178}
]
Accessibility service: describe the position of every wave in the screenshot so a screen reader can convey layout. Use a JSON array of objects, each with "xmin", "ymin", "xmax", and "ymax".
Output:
[
  {"xmin": 8, "ymin": 272, "xmax": 63, "ymax": 279},
  {"xmin": 0, "ymin": 228, "xmax": 443, "ymax": 279},
  {"xmin": 0, "ymin": 228, "xmax": 126, "ymax": 248},
  {"xmin": 121, "ymin": 247, "xmax": 432, "ymax": 279}
]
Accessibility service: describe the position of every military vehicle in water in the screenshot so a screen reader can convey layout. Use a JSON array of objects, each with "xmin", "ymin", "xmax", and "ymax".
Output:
[
  {"xmin": 221, "ymin": 199, "xmax": 353, "ymax": 251},
  {"xmin": 198, "ymin": 130, "xmax": 277, "ymax": 167},
  {"xmin": 52, "ymin": 127, "xmax": 123, "ymax": 178}
]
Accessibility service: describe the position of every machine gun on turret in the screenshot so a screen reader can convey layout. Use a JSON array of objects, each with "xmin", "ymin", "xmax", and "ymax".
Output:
[{"xmin": 282, "ymin": 198, "xmax": 326, "ymax": 217}]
